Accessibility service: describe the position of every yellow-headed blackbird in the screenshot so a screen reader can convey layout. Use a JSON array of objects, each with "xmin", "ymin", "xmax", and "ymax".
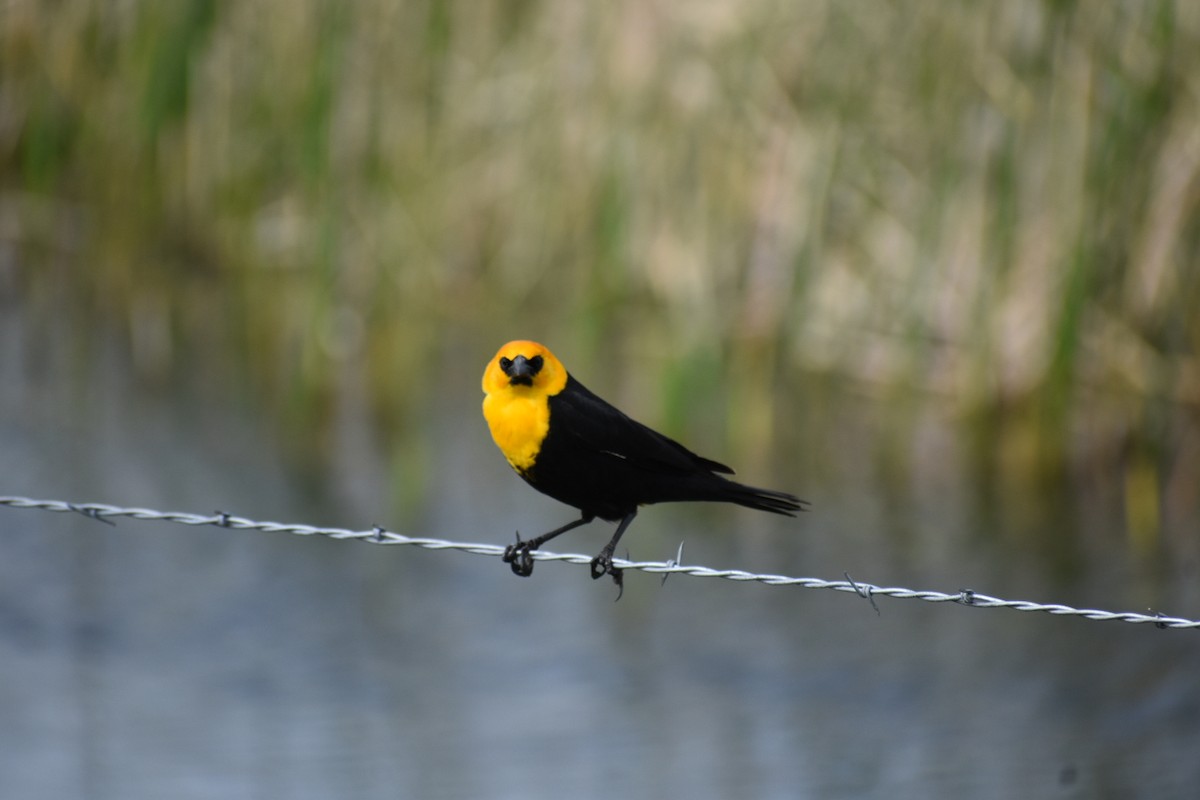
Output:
[{"xmin": 482, "ymin": 340, "xmax": 806, "ymax": 586}]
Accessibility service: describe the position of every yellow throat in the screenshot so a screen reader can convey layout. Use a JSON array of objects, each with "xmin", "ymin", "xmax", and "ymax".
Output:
[{"xmin": 481, "ymin": 340, "xmax": 568, "ymax": 474}]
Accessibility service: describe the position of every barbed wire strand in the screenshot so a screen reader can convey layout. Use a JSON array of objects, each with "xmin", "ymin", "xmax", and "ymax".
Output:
[{"xmin": 2, "ymin": 495, "xmax": 1196, "ymax": 630}]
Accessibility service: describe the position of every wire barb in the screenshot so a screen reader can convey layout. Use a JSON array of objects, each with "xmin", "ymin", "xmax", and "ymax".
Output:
[
  {"xmin": 2, "ymin": 494, "xmax": 1198, "ymax": 630},
  {"xmin": 68, "ymin": 503, "xmax": 116, "ymax": 526},
  {"xmin": 661, "ymin": 541, "xmax": 685, "ymax": 587},
  {"xmin": 844, "ymin": 572, "xmax": 880, "ymax": 616}
]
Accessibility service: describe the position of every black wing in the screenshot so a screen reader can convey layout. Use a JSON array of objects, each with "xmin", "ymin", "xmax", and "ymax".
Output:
[{"xmin": 549, "ymin": 375, "xmax": 734, "ymax": 476}]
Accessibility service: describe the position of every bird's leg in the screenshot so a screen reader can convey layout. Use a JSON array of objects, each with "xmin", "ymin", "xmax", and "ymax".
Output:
[
  {"xmin": 503, "ymin": 513, "xmax": 595, "ymax": 577},
  {"xmin": 590, "ymin": 511, "xmax": 637, "ymax": 584}
]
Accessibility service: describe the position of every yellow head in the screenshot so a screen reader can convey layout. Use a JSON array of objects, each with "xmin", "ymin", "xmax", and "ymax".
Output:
[
  {"xmin": 482, "ymin": 340, "xmax": 569, "ymax": 473},
  {"xmin": 481, "ymin": 340, "xmax": 568, "ymax": 398}
]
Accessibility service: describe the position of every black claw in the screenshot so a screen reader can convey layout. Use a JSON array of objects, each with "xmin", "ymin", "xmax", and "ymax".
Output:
[
  {"xmin": 502, "ymin": 533, "xmax": 536, "ymax": 577},
  {"xmin": 590, "ymin": 550, "xmax": 621, "ymax": 582},
  {"xmin": 589, "ymin": 549, "xmax": 625, "ymax": 598}
]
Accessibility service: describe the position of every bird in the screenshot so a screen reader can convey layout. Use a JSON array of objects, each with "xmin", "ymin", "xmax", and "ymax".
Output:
[{"xmin": 481, "ymin": 339, "xmax": 807, "ymax": 588}]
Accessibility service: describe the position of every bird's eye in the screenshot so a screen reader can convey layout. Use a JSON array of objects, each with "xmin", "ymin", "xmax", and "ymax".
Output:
[
  {"xmin": 529, "ymin": 355, "xmax": 543, "ymax": 372},
  {"xmin": 499, "ymin": 357, "xmax": 513, "ymax": 372}
]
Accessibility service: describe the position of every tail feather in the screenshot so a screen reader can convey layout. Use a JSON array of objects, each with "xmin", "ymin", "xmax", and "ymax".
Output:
[{"xmin": 724, "ymin": 482, "xmax": 809, "ymax": 516}]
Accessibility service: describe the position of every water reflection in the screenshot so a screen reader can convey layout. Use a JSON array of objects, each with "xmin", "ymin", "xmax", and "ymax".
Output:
[{"xmin": 1, "ymin": 307, "xmax": 1197, "ymax": 800}]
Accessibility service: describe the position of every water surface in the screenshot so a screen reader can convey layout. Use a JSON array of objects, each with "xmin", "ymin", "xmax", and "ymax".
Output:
[{"xmin": 1, "ymin": 306, "xmax": 1197, "ymax": 800}]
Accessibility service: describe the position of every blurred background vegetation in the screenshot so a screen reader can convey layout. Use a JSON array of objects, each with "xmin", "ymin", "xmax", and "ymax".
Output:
[{"xmin": 2, "ymin": 1, "xmax": 1197, "ymax": 547}]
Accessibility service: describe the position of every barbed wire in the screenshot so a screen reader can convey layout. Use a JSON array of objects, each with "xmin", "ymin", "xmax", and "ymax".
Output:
[{"xmin": 2, "ymin": 494, "xmax": 1197, "ymax": 630}]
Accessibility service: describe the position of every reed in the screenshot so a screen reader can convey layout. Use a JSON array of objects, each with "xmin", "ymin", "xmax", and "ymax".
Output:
[{"xmin": 3, "ymin": 1, "xmax": 1196, "ymax": 506}]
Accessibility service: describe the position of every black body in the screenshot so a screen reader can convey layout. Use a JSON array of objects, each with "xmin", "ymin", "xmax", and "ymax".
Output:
[{"xmin": 523, "ymin": 375, "xmax": 804, "ymax": 521}]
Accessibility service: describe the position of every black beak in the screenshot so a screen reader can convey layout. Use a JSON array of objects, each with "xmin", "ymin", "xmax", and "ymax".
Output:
[{"xmin": 507, "ymin": 355, "xmax": 536, "ymax": 386}]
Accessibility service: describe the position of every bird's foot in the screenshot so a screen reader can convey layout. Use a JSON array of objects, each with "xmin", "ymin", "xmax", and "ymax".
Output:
[
  {"xmin": 589, "ymin": 551, "xmax": 613, "ymax": 580},
  {"xmin": 590, "ymin": 550, "xmax": 624, "ymax": 599},
  {"xmin": 588, "ymin": 551, "xmax": 624, "ymax": 582},
  {"xmin": 503, "ymin": 533, "xmax": 536, "ymax": 577}
]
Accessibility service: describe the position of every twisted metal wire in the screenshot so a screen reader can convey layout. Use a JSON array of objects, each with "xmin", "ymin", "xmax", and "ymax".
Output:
[{"xmin": 2, "ymin": 494, "xmax": 1197, "ymax": 629}]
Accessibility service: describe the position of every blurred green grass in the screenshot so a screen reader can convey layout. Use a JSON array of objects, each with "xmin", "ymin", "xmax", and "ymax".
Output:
[{"xmin": 2, "ymin": 1, "xmax": 1197, "ymax": 532}]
